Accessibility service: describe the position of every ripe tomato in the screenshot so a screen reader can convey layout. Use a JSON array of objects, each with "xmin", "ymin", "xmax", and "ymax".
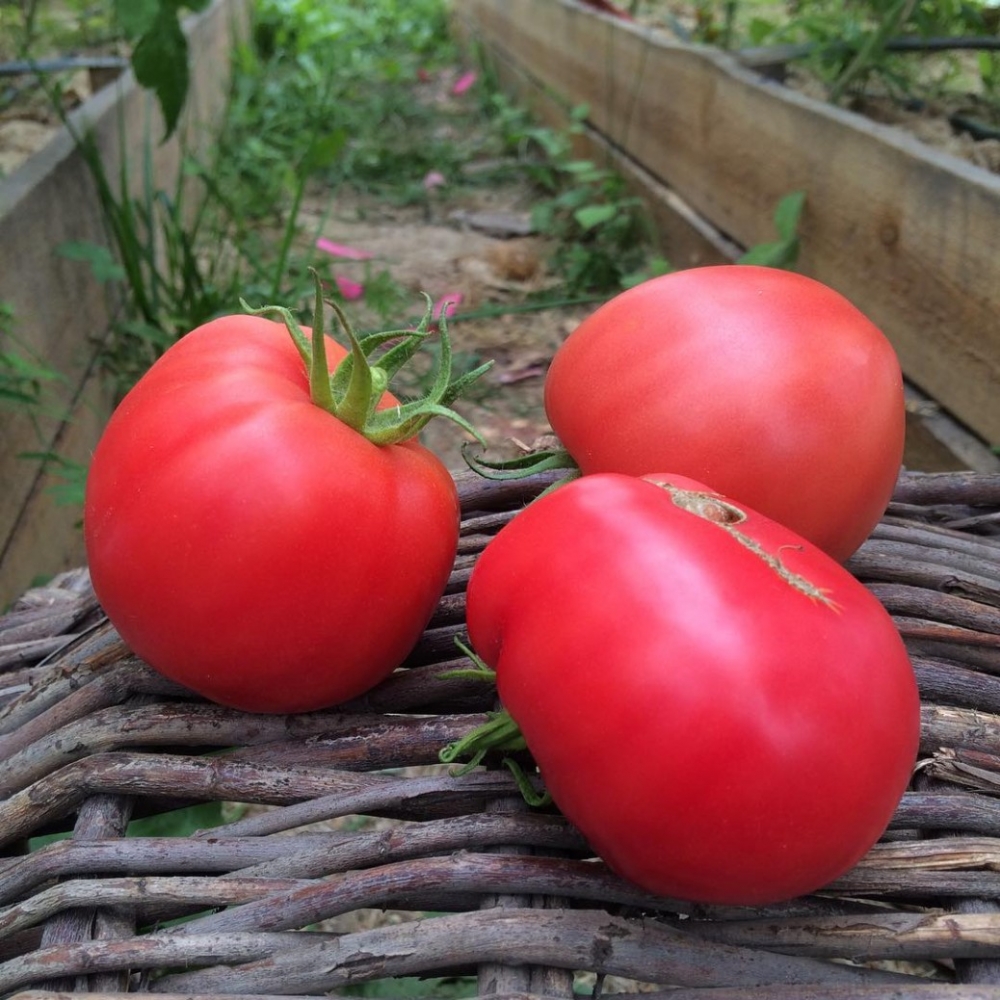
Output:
[
  {"xmin": 543, "ymin": 265, "xmax": 905, "ymax": 562},
  {"xmin": 465, "ymin": 473, "xmax": 919, "ymax": 905},
  {"xmin": 85, "ymin": 307, "xmax": 466, "ymax": 714}
]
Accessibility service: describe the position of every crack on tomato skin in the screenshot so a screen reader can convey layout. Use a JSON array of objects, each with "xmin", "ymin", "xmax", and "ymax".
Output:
[{"xmin": 648, "ymin": 479, "xmax": 839, "ymax": 610}]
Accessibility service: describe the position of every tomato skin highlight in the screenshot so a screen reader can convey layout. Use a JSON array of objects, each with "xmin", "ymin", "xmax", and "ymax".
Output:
[
  {"xmin": 466, "ymin": 473, "xmax": 920, "ymax": 905},
  {"xmin": 543, "ymin": 265, "xmax": 906, "ymax": 562},
  {"xmin": 85, "ymin": 315, "xmax": 459, "ymax": 714}
]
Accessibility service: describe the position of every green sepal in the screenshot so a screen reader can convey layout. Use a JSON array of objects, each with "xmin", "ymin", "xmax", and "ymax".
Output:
[
  {"xmin": 336, "ymin": 316, "xmax": 380, "ymax": 433},
  {"xmin": 437, "ymin": 637, "xmax": 497, "ymax": 683},
  {"xmin": 463, "ymin": 444, "xmax": 582, "ymax": 486},
  {"xmin": 438, "ymin": 710, "xmax": 549, "ymax": 806},
  {"xmin": 439, "ymin": 709, "xmax": 528, "ymax": 775},
  {"xmin": 502, "ymin": 756, "xmax": 552, "ymax": 808}
]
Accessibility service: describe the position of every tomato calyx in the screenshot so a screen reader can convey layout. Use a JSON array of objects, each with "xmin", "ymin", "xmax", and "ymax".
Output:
[
  {"xmin": 243, "ymin": 271, "xmax": 493, "ymax": 446},
  {"xmin": 437, "ymin": 641, "xmax": 550, "ymax": 806},
  {"xmin": 440, "ymin": 713, "xmax": 550, "ymax": 807},
  {"xmin": 439, "ymin": 708, "xmax": 526, "ymax": 770}
]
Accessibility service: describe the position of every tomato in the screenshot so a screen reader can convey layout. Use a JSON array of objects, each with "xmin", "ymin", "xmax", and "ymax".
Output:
[
  {"xmin": 85, "ymin": 292, "xmax": 481, "ymax": 714},
  {"xmin": 543, "ymin": 265, "xmax": 905, "ymax": 562},
  {"xmin": 464, "ymin": 472, "xmax": 920, "ymax": 905}
]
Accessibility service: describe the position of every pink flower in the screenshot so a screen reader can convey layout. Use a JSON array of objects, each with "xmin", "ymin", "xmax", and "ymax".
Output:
[
  {"xmin": 316, "ymin": 238, "xmax": 373, "ymax": 261},
  {"xmin": 433, "ymin": 292, "xmax": 463, "ymax": 320},
  {"xmin": 423, "ymin": 170, "xmax": 446, "ymax": 191},
  {"xmin": 335, "ymin": 275, "xmax": 365, "ymax": 300},
  {"xmin": 451, "ymin": 71, "xmax": 477, "ymax": 96}
]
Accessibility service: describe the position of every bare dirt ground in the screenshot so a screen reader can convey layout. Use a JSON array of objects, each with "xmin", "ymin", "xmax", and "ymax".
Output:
[
  {"xmin": 294, "ymin": 185, "xmax": 592, "ymax": 474},
  {"xmin": 783, "ymin": 65, "xmax": 1000, "ymax": 174}
]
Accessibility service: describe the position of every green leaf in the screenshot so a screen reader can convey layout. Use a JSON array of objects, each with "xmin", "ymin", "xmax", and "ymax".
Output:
[
  {"xmin": 128, "ymin": 801, "xmax": 224, "ymax": 837},
  {"xmin": 118, "ymin": 0, "xmax": 211, "ymax": 36},
  {"xmin": 0, "ymin": 351, "xmax": 62, "ymax": 385},
  {"xmin": 58, "ymin": 242, "xmax": 126, "ymax": 283},
  {"xmin": 19, "ymin": 452, "xmax": 87, "ymax": 507},
  {"xmin": 738, "ymin": 238, "xmax": 800, "ymax": 269},
  {"xmin": 737, "ymin": 191, "xmax": 805, "ymax": 269},
  {"xmin": 574, "ymin": 203, "xmax": 619, "ymax": 231},
  {"xmin": 131, "ymin": 6, "xmax": 190, "ymax": 140},
  {"xmin": 301, "ymin": 127, "xmax": 348, "ymax": 172},
  {"xmin": 620, "ymin": 255, "xmax": 674, "ymax": 288},
  {"xmin": 342, "ymin": 977, "xmax": 477, "ymax": 999},
  {"xmin": 114, "ymin": 0, "xmax": 159, "ymax": 37},
  {"xmin": 773, "ymin": 190, "xmax": 806, "ymax": 241},
  {"xmin": 562, "ymin": 160, "xmax": 598, "ymax": 174}
]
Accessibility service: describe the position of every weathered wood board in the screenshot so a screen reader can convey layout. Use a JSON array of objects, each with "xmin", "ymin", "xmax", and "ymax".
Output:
[
  {"xmin": 453, "ymin": 0, "xmax": 1000, "ymax": 452},
  {"xmin": 0, "ymin": 0, "xmax": 250, "ymax": 608}
]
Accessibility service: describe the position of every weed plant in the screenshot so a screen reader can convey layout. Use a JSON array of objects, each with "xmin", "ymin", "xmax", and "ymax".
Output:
[{"xmin": 651, "ymin": 0, "xmax": 1000, "ymax": 113}]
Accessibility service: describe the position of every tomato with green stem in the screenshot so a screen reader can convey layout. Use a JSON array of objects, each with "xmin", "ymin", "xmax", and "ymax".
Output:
[
  {"xmin": 85, "ymin": 275, "xmax": 489, "ymax": 714},
  {"xmin": 540, "ymin": 265, "xmax": 906, "ymax": 562},
  {"xmin": 450, "ymin": 472, "xmax": 920, "ymax": 905}
]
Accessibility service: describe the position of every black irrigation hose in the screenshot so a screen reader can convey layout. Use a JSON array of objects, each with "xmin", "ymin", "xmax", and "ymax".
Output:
[
  {"xmin": 737, "ymin": 35, "xmax": 1000, "ymax": 69},
  {"xmin": 949, "ymin": 114, "xmax": 1000, "ymax": 142},
  {"xmin": 0, "ymin": 55, "xmax": 127, "ymax": 77}
]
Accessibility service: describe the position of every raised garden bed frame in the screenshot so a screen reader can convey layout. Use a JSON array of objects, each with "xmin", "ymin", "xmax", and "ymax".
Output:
[{"xmin": 451, "ymin": 0, "xmax": 1000, "ymax": 467}]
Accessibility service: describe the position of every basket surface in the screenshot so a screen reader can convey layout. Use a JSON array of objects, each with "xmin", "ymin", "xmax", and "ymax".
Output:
[{"xmin": 2, "ymin": 469, "xmax": 1000, "ymax": 999}]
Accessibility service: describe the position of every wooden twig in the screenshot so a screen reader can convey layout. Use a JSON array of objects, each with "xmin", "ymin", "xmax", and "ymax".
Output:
[
  {"xmin": 0, "ymin": 623, "xmax": 131, "ymax": 737},
  {"xmin": 0, "ymin": 705, "xmax": 483, "ymax": 799},
  {"xmin": 870, "ymin": 584, "xmax": 1000, "ymax": 635},
  {"xmin": 682, "ymin": 907, "xmax": 1000, "ymax": 960},
  {"xmin": 891, "ymin": 791, "xmax": 1000, "ymax": 836},
  {"xmin": 165, "ymin": 853, "xmax": 675, "ymax": 937},
  {"xmin": 149, "ymin": 909, "xmax": 912, "ymax": 995},
  {"xmin": 0, "ymin": 754, "xmax": 529, "ymax": 849},
  {"xmin": 914, "ymin": 658, "xmax": 1000, "ymax": 714},
  {"xmin": 921, "ymin": 704, "xmax": 1000, "ymax": 757},
  {"xmin": 0, "ymin": 931, "xmax": 308, "ymax": 995},
  {"xmin": 892, "ymin": 472, "xmax": 1000, "ymax": 508}
]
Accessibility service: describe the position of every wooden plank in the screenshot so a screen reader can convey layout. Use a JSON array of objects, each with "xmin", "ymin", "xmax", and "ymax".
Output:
[{"xmin": 455, "ymin": 0, "xmax": 1000, "ymax": 448}]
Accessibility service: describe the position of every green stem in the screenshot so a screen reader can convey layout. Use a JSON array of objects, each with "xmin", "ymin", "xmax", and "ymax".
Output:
[{"xmin": 828, "ymin": 0, "xmax": 916, "ymax": 104}]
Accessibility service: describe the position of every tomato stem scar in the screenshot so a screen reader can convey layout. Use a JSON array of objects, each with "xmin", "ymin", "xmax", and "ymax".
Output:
[{"xmin": 650, "ymin": 480, "xmax": 839, "ymax": 608}]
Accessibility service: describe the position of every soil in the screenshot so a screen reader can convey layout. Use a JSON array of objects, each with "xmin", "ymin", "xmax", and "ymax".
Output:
[
  {"xmin": 294, "ymin": 184, "xmax": 589, "ymax": 474},
  {"xmin": 0, "ymin": 67, "xmax": 97, "ymax": 175},
  {"xmin": 782, "ymin": 65, "xmax": 1000, "ymax": 174}
]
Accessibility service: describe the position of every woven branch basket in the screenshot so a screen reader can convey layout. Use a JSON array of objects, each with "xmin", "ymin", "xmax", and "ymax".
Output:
[{"xmin": 3, "ymin": 469, "xmax": 1000, "ymax": 1000}]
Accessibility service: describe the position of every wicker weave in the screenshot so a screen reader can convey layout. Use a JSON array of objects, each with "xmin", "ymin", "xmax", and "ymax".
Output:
[{"xmin": 3, "ymin": 469, "xmax": 1000, "ymax": 999}]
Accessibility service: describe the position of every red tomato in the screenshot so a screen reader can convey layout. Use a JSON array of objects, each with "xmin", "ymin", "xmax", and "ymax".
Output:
[
  {"xmin": 465, "ymin": 473, "xmax": 919, "ymax": 905},
  {"xmin": 85, "ymin": 314, "xmax": 460, "ymax": 714},
  {"xmin": 543, "ymin": 265, "xmax": 905, "ymax": 562}
]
